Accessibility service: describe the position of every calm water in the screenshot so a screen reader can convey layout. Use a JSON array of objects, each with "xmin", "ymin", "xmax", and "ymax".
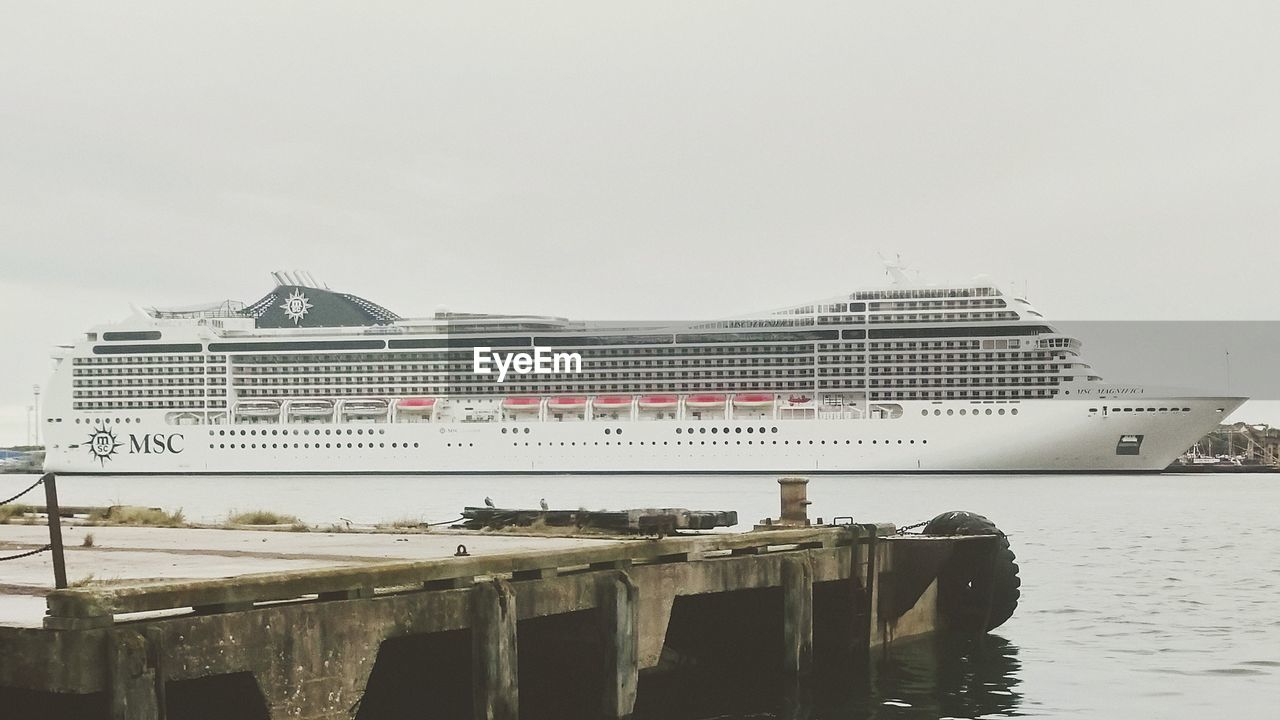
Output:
[{"xmin": 9, "ymin": 472, "xmax": 1280, "ymax": 718}]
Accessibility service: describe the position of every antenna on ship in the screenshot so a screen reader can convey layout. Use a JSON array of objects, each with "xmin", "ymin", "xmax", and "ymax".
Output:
[{"xmin": 878, "ymin": 253, "xmax": 915, "ymax": 286}]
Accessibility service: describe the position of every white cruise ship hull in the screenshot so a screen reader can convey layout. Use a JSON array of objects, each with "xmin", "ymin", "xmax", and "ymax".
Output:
[{"xmin": 45, "ymin": 396, "xmax": 1242, "ymax": 475}]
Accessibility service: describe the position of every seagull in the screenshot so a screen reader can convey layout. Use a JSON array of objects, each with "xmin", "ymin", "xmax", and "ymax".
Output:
[
  {"xmin": 540, "ymin": 498, "xmax": 549, "ymax": 511},
  {"xmin": 484, "ymin": 496, "xmax": 495, "ymax": 508}
]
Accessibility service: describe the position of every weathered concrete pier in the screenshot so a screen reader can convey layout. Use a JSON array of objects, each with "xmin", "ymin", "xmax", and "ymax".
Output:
[{"xmin": 0, "ymin": 478, "xmax": 1012, "ymax": 719}]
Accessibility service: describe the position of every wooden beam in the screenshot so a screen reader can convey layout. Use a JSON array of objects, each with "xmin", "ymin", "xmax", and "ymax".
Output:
[
  {"xmin": 597, "ymin": 572, "xmax": 639, "ymax": 719},
  {"xmin": 471, "ymin": 580, "xmax": 519, "ymax": 720}
]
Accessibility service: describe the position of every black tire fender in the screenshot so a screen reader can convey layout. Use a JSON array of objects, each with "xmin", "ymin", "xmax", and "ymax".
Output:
[{"xmin": 922, "ymin": 511, "xmax": 1021, "ymax": 632}]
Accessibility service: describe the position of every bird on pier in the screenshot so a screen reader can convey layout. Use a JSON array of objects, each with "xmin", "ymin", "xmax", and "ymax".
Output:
[
  {"xmin": 484, "ymin": 496, "xmax": 495, "ymax": 508},
  {"xmin": 540, "ymin": 498, "xmax": 549, "ymax": 511}
]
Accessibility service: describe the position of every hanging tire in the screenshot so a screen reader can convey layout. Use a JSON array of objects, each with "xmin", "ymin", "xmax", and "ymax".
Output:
[{"xmin": 922, "ymin": 511, "xmax": 1020, "ymax": 632}]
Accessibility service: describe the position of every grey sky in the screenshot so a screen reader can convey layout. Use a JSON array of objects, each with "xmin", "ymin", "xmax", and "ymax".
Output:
[{"xmin": 3, "ymin": 2, "xmax": 1279, "ymax": 444}]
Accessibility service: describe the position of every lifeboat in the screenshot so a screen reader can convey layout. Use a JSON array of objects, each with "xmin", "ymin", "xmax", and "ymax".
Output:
[
  {"xmin": 732, "ymin": 393, "xmax": 775, "ymax": 408},
  {"xmin": 503, "ymin": 396, "xmax": 542, "ymax": 412},
  {"xmin": 342, "ymin": 399, "xmax": 389, "ymax": 418},
  {"xmin": 396, "ymin": 397, "xmax": 437, "ymax": 414},
  {"xmin": 593, "ymin": 395, "xmax": 633, "ymax": 409},
  {"xmin": 638, "ymin": 394, "xmax": 678, "ymax": 410},
  {"xmin": 685, "ymin": 394, "xmax": 728, "ymax": 409},
  {"xmin": 547, "ymin": 396, "xmax": 587, "ymax": 410},
  {"xmin": 287, "ymin": 400, "xmax": 334, "ymax": 418},
  {"xmin": 235, "ymin": 400, "xmax": 281, "ymax": 418}
]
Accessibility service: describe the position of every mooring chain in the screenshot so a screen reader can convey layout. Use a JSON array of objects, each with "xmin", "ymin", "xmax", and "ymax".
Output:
[
  {"xmin": 0, "ymin": 544, "xmax": 52, "ymax": 562},
  {"xmin": 0, "ymin": 476, "xmax": 44, "ymax": 506},
  {"xmin": 896, "ymin": 520, "xmax": 930, "ymax": 534}
]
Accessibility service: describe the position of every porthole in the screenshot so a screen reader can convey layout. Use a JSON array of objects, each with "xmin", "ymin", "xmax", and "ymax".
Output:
[
  {"xmin": 947, "ymin": 409, "xmax": 954, "ymax": 416},
  {"xmin": 921, "ymin": 410, "xmax": 928, "ymax": 416},
  {"xmin": 959, "ymin": 409, "xmax": 966, "ymax": 416},
  {"xmin": 1011, "ymin": 409, "xmax": 1019, "ymax": 415},
  {"xmin": 735, "ymin": 427, "xmax": 742, "ymax": 434},
  {"xmin": 675, "ymin": 428, "xmax": 682, "ymax": 434},
  {"xmin": 985, "ymin": 409, "xmax": 993, "ymax": 415},
  {"xmin": 605, "ymin": 428, "xmax": 612, "ymax": 435},
  {"xmin": 772, "ymin": 427, "xmax": 778, "ymax": 433},
  {"xmin": 413, "ymin": 442, "xmax": 419, "ymax": 448},
  {"xmin": 998, "ymin": 409, "xmax": 1006, "ymax": 415},
  {"xmin": 934, "ymin": 409, "xmax": 941, "ymax": 416}
]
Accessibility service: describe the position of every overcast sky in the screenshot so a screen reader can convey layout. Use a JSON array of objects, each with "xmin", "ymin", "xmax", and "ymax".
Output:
[{"xmin": 3, "ymin": 2, "xmax": 1279, "ymax": 445}]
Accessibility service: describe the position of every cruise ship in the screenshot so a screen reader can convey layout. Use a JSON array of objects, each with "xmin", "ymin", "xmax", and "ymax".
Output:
[{"xmin": 41, "ymin": 270, "xmax": 1244, "ymax": 474}]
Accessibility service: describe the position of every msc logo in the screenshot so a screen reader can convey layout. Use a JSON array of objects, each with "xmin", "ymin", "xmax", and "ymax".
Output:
[
  {"xmin": 129, "ymin": 434, "xmax": 184, "ymax": 455},
  {"xmin": 85, "ymin": 423, "xmax": 123, "ymax": 466}
]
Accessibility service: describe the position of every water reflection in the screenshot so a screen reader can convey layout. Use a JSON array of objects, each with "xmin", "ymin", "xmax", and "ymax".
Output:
[
  {"xmin": 821, "ymin": 633, "xmax": 1023, "ymax": 719},
  {"xmin": 635, "ymin": 631, "xmax": 1022, "ymax": 720}
]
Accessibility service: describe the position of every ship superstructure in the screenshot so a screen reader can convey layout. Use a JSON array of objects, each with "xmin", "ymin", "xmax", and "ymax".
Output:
[{"xmin": 42, "ymin": 271, "xmax": 1244, "ymax": 474}]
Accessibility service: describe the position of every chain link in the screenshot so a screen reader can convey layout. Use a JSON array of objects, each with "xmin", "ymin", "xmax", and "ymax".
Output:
[
  {"xmin": 896, "ymin": 520, "xmax": 930, "ymax": 534},
  {"xmin": 0, "ymin": 544, "xmax": 51, "ymax": 562},
  {"xmin": 0, "ymin": 476, "xmax": 44, "ymax": 506}
]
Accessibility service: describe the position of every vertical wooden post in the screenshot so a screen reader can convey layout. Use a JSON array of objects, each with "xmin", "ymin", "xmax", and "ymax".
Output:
[
  {"xmin": 472, "ymin": 579, "xmax": 519, "ymax": 720},
  {"xmin": 597, "ymin": 571, "xmax": 639, "ymax": 719},
  {"xmin": 781, "ymin": 553, "xmax": 813, "ymax": 718},
  {"xmin": 42, "ymin": 473, "xmax": 67, "ymax": 589},
  {"xmin": 108, "ymin": 628, "xmax": 163, "ymax": 720}
]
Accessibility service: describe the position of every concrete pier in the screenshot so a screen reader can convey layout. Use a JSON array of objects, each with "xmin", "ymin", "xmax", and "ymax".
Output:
[{"xmin": 0, "ymin": 523, "xmax": 1003, "ymax": 719}]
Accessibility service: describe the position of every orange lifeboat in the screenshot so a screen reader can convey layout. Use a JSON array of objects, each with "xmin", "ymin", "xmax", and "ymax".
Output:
[
  {"xmin": 547, "ymin": 396, "xmax": 587, "ymax": 410},
  {"xmin": 503, "ymin": 396, "xmax": 542, "ymax": 412},
  {"xmin": 397, "ymin": 397, "xmax": 437, "ymax": 413},
  {"xmin": 638, "ymin": 394, "xmax": 678, "ymax": 409},
  {"xmin": 733, "ymin": 393, "xmax": 775, "ymax": 408},
  {"xmin": 685, "ymin": 393, "xmax": 728, "ymax": 409},
  {"xmin": 593, "ymin": 395, "xmax": 633, "ymax": 409}
]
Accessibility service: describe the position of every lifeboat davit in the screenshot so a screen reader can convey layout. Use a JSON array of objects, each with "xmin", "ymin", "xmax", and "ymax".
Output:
[
  {"xmin": 638, "ymin": 394, "xmax": 678, "ymax": 410},
  {"xmin": 503, "ymin": 396, "xmax": 542, "ymax": 412},
  {"xmin": 343, "ymin": 399, "xmax": 389, "ymax": 417},
  {"xmin": 733, "ymin": 393, "xmax": 775, "ymax": 408},
  {"xmin": 593, "ymin": 395, "xmax": 633, "ymax": 408},
  {"xmin": 685, "ymin": 394, "xmax": 728, "ymax": 409},
  {"xmin": 547, "ymin": 396, "xmax": 588, "ymax": 410},
  {"xmin": 288, "ymin": 400, "xmax": 334, "ymax": 418},
  {"xmin": 396, "ymin": 397, "xmax": 437, "ymax": 413},
  {"xmin": 235, "ymin": 400, "xmax": 281, "ymax": 418}
]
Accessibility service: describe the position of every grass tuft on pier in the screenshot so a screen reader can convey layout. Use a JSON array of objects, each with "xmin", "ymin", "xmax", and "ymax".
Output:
[
  {"xmin": 0, "ymin": 503, "xmax": 35, "ymax": 524},
  {"xmin": 227, "ymin": 510, "xmax": 303, "ymax": 527},
  {"xmin": 87, "ymin": 506, "xmax": 186, "ymax": 527}
]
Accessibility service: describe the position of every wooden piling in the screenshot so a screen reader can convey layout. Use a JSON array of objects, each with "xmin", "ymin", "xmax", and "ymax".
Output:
[
  {"xmin": 781, "ymin": 554, "xmax": 814, "ymax": 719},
  {"xmin": 597, "ymin": 571, "xmax": 639, "ymax": 719},
  {"xmin": 471, "ymin": 579, "xmax": 519, "ymax": 720},
  {"xmin": 107, "ymin": 627, "xmax": 163, "ymax": 720}
]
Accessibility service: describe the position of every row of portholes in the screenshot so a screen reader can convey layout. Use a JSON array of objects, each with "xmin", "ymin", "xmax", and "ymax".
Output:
[
  {"xmin": 212, "ymin": 442, "xmax": 420, "ymax": 450},
  {"xmin": 923, "ymin": 408, "xmax": 1018, "ymax": 417},
  {"xmin": 211, "ymin": 428, "xmax": 388, "ymax": 437},
  {"xmin": 510, "ymin": 439, "xmax": 928, "ymax": 447},
  {"xmin": 500, "ymin": 427, "xmax": 532, "ymax": 434},
  {"xmin": 445, "ymin": 443, "xmax": 475, "ymax": 447},
  {"xmin": 75, "ymin": 417, "xmax": 142, "ymax": 424},
  {"xmin": 678, "ymin": 426, "xmax": 778, "ymax": 435}
]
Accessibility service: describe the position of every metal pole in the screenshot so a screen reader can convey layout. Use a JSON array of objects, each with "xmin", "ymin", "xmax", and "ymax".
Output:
[{"xmin": 43, "ymin": 473, "xmax": 67, "ymax": 589}]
